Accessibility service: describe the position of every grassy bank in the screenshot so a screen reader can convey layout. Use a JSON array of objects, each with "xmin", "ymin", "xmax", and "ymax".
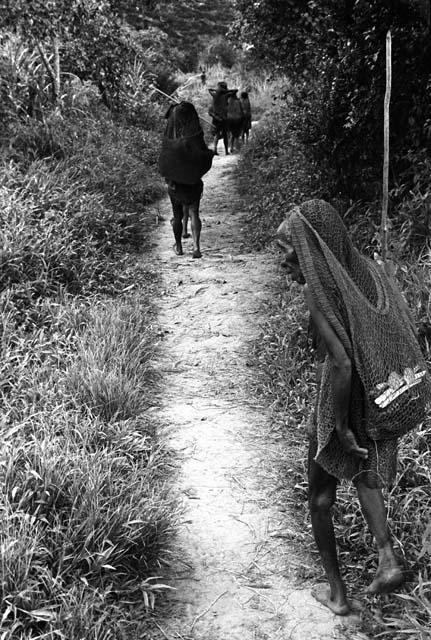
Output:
[
  {"xmin": 0, "ymin": 96, "xmax": 181, "ymax": 638},
  {"xmin": 237, "ymin": 104, "xmax": 431, "ymax": 638}
]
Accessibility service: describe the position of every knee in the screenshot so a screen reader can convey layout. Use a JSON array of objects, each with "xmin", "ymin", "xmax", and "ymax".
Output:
[
  {"xmin": 309, "ymin": 487, "xmax": 336, "ymax": 514},
  {"xmin": 189, "ymin": 203, "xmax": 201, "ymax": 218},
  {"xmin": 354, "ymin": 471, "xmax": 381, "ymax": 490}
]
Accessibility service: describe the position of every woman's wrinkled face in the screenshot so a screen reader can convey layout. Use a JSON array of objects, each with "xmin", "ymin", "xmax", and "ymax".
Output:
[{"xmin": 276, "ymin": 234, "xmax": 306, "ymax": 285}]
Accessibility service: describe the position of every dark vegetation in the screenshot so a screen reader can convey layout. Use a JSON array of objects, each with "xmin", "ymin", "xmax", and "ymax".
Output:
[
  {"xmin": 0, "ymin": 0, "xmax": 235, "ymax": 637},
  {"xmin": 233, "ymin": 0, "xmax": 431, "ymax": 253},
  {"xmin": 235, "ymin": 1, "xmax": 431, "ymax": 637}
]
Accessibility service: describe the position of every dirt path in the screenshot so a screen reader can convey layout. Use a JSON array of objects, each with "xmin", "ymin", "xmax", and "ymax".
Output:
[{"xmin": 151, "ymin": 151, "xmax": 365, "ymax": 640}]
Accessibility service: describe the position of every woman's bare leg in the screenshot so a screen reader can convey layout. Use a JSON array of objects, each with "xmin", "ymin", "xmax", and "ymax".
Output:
[
  {"xmin": 182, "ymin": 207, "xmax": 190, "ymax": 238},
  {"xmin": 189, "ymin": 201, "xmax": 202, "ymax": 258},
  {"xmin": 222, "ymin": 130, "xmax": 229, "ymax": 155},
  {"xmin": 170, "ymin": 199, "xmax": 183, "ymax": 255},
  {"xmin": 308, "ymin": 445, "xmax": 350, "ymax": 614}
]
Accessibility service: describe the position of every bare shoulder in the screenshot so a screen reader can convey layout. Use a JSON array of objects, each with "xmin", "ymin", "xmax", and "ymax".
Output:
[{"xmin": 303, "ymin": 285, "xmax": 349, "ymax": 364}]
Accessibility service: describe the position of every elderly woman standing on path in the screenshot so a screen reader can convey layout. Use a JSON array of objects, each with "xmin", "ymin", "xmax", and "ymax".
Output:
[{"xmin": 276, "ymin": 200, "xmax": 431, "ymax": 615}]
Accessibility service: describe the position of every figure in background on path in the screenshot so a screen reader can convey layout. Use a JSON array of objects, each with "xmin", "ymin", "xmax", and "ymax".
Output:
[
  {"xmin": 276, "ymin": 200, "xmax": 431, "ymax": 615},
  {"xmin": 226, "ymin": 89, "xmax": 244, "ymax": 154},
  {"xmin": 199, "ymin": 66, "xmax": 206, "ymax": 86},
  {"xmin": 208, "ymin": 80, "xmax": 235, "ymax": 156},
  {"xmin": 158, "ymin": 101, "xmax": 214, "ymax": 258},
  {"xmin": 239, "ymin": 91, "xmax": 252, "ymax": 143}
]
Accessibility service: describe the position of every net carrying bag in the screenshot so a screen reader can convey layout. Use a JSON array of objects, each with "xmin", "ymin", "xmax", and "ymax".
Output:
[
  {"xmin": 289, "ymin": 202, "xmax": 431, "ymax": 441},
  {"xmin": 343, "ymin": 263, "xmax": 430, "ymax": 440},
  {"xmin": 158, "ymin": 132, "xmax": 213, "ymax": 185},
  {"xmin": 227, "ymin": 97, "xmax": 243, "ymax": 123}
]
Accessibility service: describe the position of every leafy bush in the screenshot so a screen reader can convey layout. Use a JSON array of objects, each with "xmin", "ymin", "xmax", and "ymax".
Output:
[
  {"xmin": 236, "ymin": 102, "xmax": 330, "ymax": 248},
  {"xmin": 202, "ymin": 36, "xmax": 238, "ymax": 68},
  {"xmin": 232, "ymin": 0, "xmax": 431, "ymax": 251}
]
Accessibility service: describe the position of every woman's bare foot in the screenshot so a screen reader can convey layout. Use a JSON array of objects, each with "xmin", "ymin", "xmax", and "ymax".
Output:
[
  {"xmin": 366, "ymin": 565, "xmax": 404, "ymax": 594},
  {"xmin": 312, "ymin": 584, "xmax": 351, "ymax": 615},
  {"xmin": 174, "ymin": 243, "xmax": 183, "ymax": 256},
  {"xmin": 192, "ymin": 249, "xmax": 202, "ymax": 259}
]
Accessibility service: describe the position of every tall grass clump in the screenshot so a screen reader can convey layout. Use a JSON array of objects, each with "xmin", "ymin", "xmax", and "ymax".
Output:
[
  {"xmin": 0, "ymin": 296, "xmax": 179, "ymax": 639},
  {"xmin": 66, "ymin": 301, "xmax": 159, "ymax": 422},
  {"xmin": 237, "ymin": 85, "xmax": 431, "ymax": 638},
  {"xmin": 0, "ymin": 64, "xmax": 179, "ymax": 635}
]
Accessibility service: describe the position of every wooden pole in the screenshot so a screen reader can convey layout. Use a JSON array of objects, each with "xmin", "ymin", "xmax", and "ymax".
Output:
[
  {"xmin": 381, "ymin": 30, "xmax": 392, "ymax": 263},
  {"xmin": 150, "ymin": 84, "xmax": 181, "ymax": 104},
  {"xmin": 150, "ymin": 85, "xmax": 213, "ymax": 127}
]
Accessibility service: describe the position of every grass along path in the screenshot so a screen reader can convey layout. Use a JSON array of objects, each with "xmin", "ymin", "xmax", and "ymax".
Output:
[{"xmin": 148, "ymin": 150, "xmax": 366, "ymax": 639}]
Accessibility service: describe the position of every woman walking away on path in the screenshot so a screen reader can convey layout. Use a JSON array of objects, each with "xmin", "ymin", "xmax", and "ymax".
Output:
[
  {"xmin": 240, "ymin": 91, "xmax": 252, "ymax": 143},
  {"xmin": 226, "ymin": 89, "xmax": 244, "ymax": 153},
  {"xmin": 158, "ymin": 101, "xmax": 214, "ymax": 258},
  {"xmin": 275, "ymin": 200, "xmax": 431, "ymax": 615},
  {"xmin": 208, "ymin": 81, "xmax": 231, "ymax": 156}
]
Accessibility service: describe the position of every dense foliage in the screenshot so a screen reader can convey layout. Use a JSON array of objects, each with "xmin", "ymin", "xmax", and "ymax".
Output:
[
  {"xmin": 232, "ymin": 0, "xmax": 431, "ymax": 246},
  {"xmin": 0, "ymin": 0, "xmax": 235, "ymax": 115}
]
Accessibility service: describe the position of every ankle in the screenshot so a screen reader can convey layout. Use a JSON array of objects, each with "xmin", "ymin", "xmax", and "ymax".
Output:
[
  {"xmin": 377, "ymin": 543, "xmax": 398, "ymax": 567},
  {"xmin": 325, "ymin": 571, "xmax": 347, "ymax": 603}
]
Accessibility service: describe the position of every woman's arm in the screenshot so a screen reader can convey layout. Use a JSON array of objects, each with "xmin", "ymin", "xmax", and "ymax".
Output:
[{"xmin": 304, "ymin": 285, "xmax": 368, "ymax": 460}]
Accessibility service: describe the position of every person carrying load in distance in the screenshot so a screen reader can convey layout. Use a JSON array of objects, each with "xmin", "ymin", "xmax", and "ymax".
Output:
[
  {"xmin": 208, "ymin": 81, "xmax": 237, "ymax": 156},
  {"xmin": 158, "ymin": 101, "xmax": 214, "ymax": 258}
]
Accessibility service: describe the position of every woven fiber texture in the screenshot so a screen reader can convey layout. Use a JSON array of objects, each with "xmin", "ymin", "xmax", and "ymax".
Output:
[
  {"xmin": 283, "ymin": 200, "xmax": 431, "ymax": 483},
  {"xmin": 158, "ymin": 102, "xmax": 213, "ymax": 186},
  {"xmin": 158, "ymin": 136, "xmax": 213, "ymax": 185}
]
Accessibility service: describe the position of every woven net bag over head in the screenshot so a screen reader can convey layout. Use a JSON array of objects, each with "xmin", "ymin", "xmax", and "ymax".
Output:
[{"xmin": 283, "ymin": 199, "xmax": 431, "ymax": 441}]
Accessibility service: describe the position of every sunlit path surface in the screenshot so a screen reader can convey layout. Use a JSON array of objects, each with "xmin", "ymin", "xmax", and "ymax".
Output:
[{"xmin": 149, "ymin": 150, "xmax": 365, "ymax": 640}]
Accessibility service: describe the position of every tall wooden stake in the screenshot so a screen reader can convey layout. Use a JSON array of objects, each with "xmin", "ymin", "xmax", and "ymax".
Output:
[{"xmin": 381, "ymin": 30, "xmax": 392, "ymax": 263}]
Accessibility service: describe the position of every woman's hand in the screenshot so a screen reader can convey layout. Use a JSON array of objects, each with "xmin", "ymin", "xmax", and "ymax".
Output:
[{"xmin": 337, "ymin": 427, "xmax": 368, "ymax": 459}]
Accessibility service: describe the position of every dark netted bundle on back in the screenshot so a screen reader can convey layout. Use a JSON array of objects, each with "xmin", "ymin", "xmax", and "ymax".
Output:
[
  {"xmin": 209, "ymin": 87, "xmax": 229, "ymax": 120},
  {"xmin": 286, "ymin": 199, "xmax": 431, "ymax": 443},
  {"xmin": 158, "ymin": 101, "xmax": 213, "ymax": 185}
]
